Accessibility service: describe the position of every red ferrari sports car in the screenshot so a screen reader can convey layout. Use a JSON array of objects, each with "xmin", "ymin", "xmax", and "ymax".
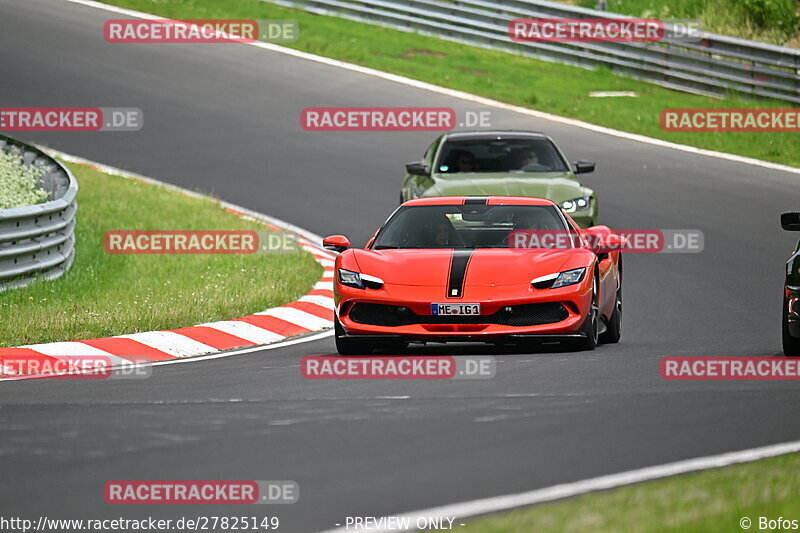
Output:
[{"xmin": 323, "ymin": 196, "xmax": 623, "ymax": 354}]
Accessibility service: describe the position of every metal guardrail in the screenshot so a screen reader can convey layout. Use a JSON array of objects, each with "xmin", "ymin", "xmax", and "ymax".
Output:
[
  {"xmin": 0, "ymin": 134, "xmax": 77, "ymax": 291},
  {"xmin": 266, "ymin": 0, "xmax": 800, "ymax": 103}
]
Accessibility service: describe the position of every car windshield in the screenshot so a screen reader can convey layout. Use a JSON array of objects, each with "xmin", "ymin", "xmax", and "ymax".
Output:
[
  {"xmin": 371, "ymin": 204, "xmax": 576, "ymax": 249},
  {"xmin": 435, "ymin": 138, "xmax": 569, "ymax": 174}
]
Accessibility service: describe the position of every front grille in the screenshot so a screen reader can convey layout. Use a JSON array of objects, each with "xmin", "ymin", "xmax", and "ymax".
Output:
[{"xmin": 348, "ymin": 302, "xmax": 568, "ymax": 327}]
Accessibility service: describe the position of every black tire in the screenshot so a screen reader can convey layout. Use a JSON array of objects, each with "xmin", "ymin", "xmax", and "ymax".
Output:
[
  {"xmin": 783, "ymin": 296, "xmax": 800, "ymax": 357},
  {"xmin": 599, "ymin": 262, "xmax": 622, "ymax": 344},
  {"xmin": 334, "ymin": 315, "xmax": 373, "ymax": 355},
  {"xmin": 572, "ymin": 270, "xmax": 599, "ymax": 351}
]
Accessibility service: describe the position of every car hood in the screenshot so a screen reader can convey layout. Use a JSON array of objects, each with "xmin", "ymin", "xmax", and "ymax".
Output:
[
  {"xmin": 427, "ymin": 173, "xmax": 592, "ymax": 203},
  {"xmin": 352, "ymin": 248, "xmax": 577, "ymax": 287}
]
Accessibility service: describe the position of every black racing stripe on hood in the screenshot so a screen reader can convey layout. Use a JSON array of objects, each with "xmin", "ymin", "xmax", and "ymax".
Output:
[{"xmin": 447, "ymin": 250, "xmax": 473, "ymax": 298}]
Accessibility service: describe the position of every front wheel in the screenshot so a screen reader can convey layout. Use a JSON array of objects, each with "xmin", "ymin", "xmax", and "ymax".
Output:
[
  {"xmin": 334, "ymin": 315, "xmax": 373, "ymax": 355},
  {"xmin": 599, "ymin": 266, "xmax": 622, "ymax": 344},
  {"xmin": 572, "ymin": 271, "xmax": 599, "ymax": 351}
]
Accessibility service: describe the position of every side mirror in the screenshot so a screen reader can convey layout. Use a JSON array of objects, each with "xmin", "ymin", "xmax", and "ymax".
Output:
[
  {"xmin": 323, "ymin": 235, "xmax": 351, "ymax": 253},
  {"xmin": 583, "ymin": 225, "xmax": 625, "ymax": 254},
  {"xmin": 602, "ymin": 233, "xmax": 626, "ymax": 251},
  {"xmin": 573, "ymin": 160, "xmax": 596, "ymax": 174},
  {"xmin": 405, "ymin": 161, "xmax": 429, "ymax": 176},
  {"xmin": 781, "ymin": 212, "xmax": 800, "ymax": 231}
]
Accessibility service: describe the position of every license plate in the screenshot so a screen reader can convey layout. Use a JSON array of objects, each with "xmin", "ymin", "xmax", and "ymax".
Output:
[{"xmin": 431, "ymin": 303, "xmax": 481, "ymax": 316}]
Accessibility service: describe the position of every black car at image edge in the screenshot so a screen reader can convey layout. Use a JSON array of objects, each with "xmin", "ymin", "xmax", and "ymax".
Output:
[{"xmin": 782, "ymin": 212, "xmax": 800, "ymax": 356}]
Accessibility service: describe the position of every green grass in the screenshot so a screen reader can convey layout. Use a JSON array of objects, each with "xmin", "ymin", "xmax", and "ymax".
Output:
[
  {"xmin": 97, "ymin": 0, "xmax": 799, "ymax": 168},
  {"xmin": 462, "ymin": 452, "xmax": 800, "ymax": 533},
  {"xmin": 0, "ymin": 152, "xmax": 48, "ymax": 209},
  {"xmin": 572, "ymin": 0, "xmax": 800, "ymax": 47},
  {"xmin": 0, "ymin": 163, "xmax": 322, "ymax": 347}
]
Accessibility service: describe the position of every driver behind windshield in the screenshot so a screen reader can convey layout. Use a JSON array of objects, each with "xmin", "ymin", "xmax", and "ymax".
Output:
[
  {"xmin": 390, "ymin": 212, "xmax": 463, "ymax": 248},
  {"xmin": 451, "ymin": 149, "xmax": 478, "ymax": 173},
  {"xmin": 511, "ymin": 148, "xmax": 548, "ymax": 171},
  {"xmin": 428, "ymin": 215, "xmax": 464, "ymax": 247}
]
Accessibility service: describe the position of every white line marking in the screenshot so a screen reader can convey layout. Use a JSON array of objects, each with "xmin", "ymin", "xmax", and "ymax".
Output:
[
  {"xmin": 299, "ymin": 294, "xmax": 336, "ymax": 309},
  {"xmin": 317, "ymin": 439, "xmax": 800, "ymax": 532},
  {"xmin": 313, "ymin": 281, "xmax": 334, "ymax": 291},
  {"xmin": 22, "ymin": 342, "xmax": 130, "ymax": 365},
  {"xmin": 22, "ymin": 341, "xmax": 112, "ymax": 356},
  {"xmin": 116, "ymin": 331, "xmax": 217, "ymax": 358},
  {"xmin": 146, "ymin": 329, "xmax": 333, "ymax": 368},
  {"xmin": 20, "ymin": 342, "xmax": 133, "ymax": 367},
  {"xmin": 64, "ymin": 0, "xmax": 800, "ymax": 175},
  {"xmin": 256, "ymin": 307, "xmax": 334, "ymax": 330},
  {"xmin": 200, "ymin": 320, "xmax": 285, "ymax": 344}
]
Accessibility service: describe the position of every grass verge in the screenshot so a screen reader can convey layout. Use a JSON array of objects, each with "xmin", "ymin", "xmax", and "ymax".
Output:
[
  {"xmin": 461, "ymin": 452, "xmax": 800, "ymax": 533},
  {"xmin": 0, "ymin": 162, "xmax": 322, "ymax": 347},
  {"xmin": 97, "ymin": 0, "xmax": 799, "ymax": 167}
]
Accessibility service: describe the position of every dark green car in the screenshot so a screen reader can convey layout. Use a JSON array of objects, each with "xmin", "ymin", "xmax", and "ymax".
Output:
[
  {"xmin": 401, "ymin": 131, "xmax": 598, "ymax": 227},
  {"xmin": 782, "ymin": 212, "xmax": 800, "ymax": 356}
]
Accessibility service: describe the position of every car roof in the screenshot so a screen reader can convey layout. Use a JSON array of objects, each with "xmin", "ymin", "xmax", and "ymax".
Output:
[
  {"xmin": 403, "ymin": 196, "xmax": 557, "ymax": 207},
  {"xmin": 442, "ymin": 130, "xmax": 549, "ymax": 141}
]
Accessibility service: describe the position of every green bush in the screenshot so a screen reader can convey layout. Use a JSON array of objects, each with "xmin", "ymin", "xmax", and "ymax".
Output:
[
  {"xmin": 740, "ymin": 0, "xmax": 800, "ymax": 33},
  {"xmin": 0, "ymin": 152, "xmax": 49, "ymax": 209},
  {"xmin": 601, "ymin": 0, "xmax": 800, "ymax": 45}
]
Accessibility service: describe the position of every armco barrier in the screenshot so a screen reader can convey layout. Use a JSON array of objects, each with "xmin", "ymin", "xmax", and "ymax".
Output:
[
  {"xmin": 264, "ymin": 0, "xmax": 800, "ymax": 103},
  {"xmin": 0, "ymin": 134, "xmax": 77, "ymax": 291}
]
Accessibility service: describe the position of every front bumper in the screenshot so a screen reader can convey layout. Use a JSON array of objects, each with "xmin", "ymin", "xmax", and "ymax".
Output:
[
  {"xmin": 336, "ymin": 281, "xmax": 592, "ymax": 343},
  {"xmin": 336, "ymin": 332, "xmax": 588, "ymax": 345}
]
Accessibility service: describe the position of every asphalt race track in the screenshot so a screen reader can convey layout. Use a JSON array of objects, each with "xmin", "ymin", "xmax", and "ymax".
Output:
[{"xmin": 2, "ymin": 1, "xmax": 800, "ymax": 531}]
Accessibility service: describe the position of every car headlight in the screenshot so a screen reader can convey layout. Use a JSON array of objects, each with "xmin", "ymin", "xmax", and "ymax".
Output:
[
  {"xmin": 532, "ymin": 267, "xmax": 586, "ymax": 289},
  {"xmin": 562, "ymin": 196, "xmax": 591, "ymax": 213},
  {"xmin": 338, "ymin": 269, "xmax": 384, "ymax": 289}
]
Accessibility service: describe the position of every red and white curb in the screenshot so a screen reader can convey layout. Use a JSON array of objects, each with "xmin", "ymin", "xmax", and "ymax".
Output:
[{"xmin": 0, "ymin": 152, "xmax": 336, "ymax": 380}]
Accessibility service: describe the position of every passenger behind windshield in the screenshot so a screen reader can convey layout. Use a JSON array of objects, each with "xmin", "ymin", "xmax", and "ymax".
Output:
[{"xmin": 437, "ymin": 138, "xmax": 567, "ymax": 174}]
